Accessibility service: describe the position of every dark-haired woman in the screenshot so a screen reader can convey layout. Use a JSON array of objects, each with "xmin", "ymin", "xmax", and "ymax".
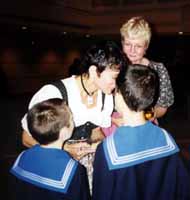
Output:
[{"xmin": 21, "ymin": 40, "xmax": 127, "ymax": 192}]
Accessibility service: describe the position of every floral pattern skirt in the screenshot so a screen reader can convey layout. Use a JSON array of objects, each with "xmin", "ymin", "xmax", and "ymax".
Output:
[{"xmin": 79, "ymin": 152, "xmax": 95, "ymax": 194}]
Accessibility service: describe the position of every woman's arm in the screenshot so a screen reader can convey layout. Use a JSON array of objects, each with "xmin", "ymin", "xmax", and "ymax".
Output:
[
  {"xmin": 90, "ymin": 127, "xmax": 105, "ymax": 142},
  {"xmin": 154, "ymin": 62, "xmax": 174, "ymax": 110},
  {"xmin": 22, "ymin": 130, "xmax": 39, "ymax": 148},
  {"xmin": 154, "ymin": 106, "xmax": 168, "ymax": 118}
]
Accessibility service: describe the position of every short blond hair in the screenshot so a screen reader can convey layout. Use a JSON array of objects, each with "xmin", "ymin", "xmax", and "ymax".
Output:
[{"xmin": 120, "ymin": 16, "xmax": 151, "ymax": 47}]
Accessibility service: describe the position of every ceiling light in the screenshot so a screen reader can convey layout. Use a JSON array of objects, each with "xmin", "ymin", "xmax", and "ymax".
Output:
[{"xmin": 21, "ymin": 26, "xmax": 27, "ymax": 30}]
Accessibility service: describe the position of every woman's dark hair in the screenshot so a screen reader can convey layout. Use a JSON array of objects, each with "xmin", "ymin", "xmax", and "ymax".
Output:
[
  {"xmin": 119, "ymin": 64, "xmax": 159, "ymax": 112},
  {"xmin": 79, "ymin": 40, "xmax": 127, "ymax": 75},
  {"xmin": 27, "ymin": 98, "xmax": 71, "ymax": 145}
]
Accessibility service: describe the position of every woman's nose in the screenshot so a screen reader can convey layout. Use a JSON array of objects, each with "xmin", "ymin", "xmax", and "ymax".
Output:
[{"xmin": 130, "ymin": 45, "xmax": 135, "ymax": 53}]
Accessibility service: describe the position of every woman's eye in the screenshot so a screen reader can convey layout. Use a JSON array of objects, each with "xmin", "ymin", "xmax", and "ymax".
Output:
[{"xmin": 125, "ymin": 43, "xmax": 131, "ymax": 47}]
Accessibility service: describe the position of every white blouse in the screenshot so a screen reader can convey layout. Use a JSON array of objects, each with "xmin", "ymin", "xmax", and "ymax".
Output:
[{"xmin": 21, "ymin": 76, "xmax": 114, "ymax": 134}]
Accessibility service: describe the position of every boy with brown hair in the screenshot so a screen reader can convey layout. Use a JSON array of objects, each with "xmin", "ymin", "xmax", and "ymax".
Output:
[{"xmin": 10, "ymin": 98, "xmax": 90, "ymax": 200}]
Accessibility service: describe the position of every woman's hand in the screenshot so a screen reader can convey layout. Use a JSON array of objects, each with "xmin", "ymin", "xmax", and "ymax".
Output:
[
  {"xmin": 90, "ymin": 127, "xmax": 105, "ymax": 143},
  {"xmin": 112, "ymin": 117, "xmax": 123, "ymax": 127},
  {"xmin": 64, "ymin": 141, "xmax": 94, "ymax": 160}
]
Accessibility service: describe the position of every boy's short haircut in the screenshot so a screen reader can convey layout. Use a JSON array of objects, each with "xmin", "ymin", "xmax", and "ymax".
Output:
[
  {"xmin": 119, "ymin": 64, "xmax": 159, "ymax": 112},
  {"xmin": 27, "ymin": 98, "xmax": 71, "ymax": 145}
]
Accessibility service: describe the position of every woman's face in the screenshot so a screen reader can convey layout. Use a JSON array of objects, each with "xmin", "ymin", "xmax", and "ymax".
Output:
[
  {"xmin": 122, "ymin": 36, "xmax": 147, "ymax": 64},
  {"xmin": 95, "ymin": 68, "xmax": 119, "ymax": 94}
]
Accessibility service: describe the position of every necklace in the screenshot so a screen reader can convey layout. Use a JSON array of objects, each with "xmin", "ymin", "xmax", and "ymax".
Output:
[{"xmin": 80, "ymin": 75, "xmax": 95, "ymax": 105}]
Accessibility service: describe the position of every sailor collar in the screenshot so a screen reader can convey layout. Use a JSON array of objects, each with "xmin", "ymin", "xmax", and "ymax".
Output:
[
  {"xmin": 10, "ymin": 145, "xmax": 78, "ymax": 193},
  {"xmin": 103, "ymin": 121, "xmax": 179, "ymax": 170}
]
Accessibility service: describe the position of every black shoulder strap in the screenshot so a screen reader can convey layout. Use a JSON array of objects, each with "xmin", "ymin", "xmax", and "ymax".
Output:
[
  {"xmin": 51, "ymin": 80, "xmax": 68, "ymax": 105},
  {"xmin": 101, "ymin": 92, "xmax": 115, "ymax": 111},
  {"xmin": 101, "ymin": 92, "xmax": 105, "ymax": 111}
]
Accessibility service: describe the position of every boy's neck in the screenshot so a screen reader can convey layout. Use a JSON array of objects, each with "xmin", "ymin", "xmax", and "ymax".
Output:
[
  {"xmin": 122, "ymin": 110, "xmax": 147, "ymax": 127},
  {"xmin": 41, "ymin": 140, "xmax": 63, "ymax": 149}
]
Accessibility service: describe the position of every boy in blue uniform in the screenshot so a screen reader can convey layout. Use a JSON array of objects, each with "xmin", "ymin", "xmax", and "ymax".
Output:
[
  {"xmin": 10, "ymin": 98, "xmax": 90, "ymax": 200},
  {"xmin": 92, "ymin": 64, "xmax": 190, "ymax": 200}
]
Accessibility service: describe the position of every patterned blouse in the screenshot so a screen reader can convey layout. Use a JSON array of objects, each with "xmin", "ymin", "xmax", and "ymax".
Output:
[{"xmin": 149, "ymin": 61, "xmax": 174, "ymax": 108}]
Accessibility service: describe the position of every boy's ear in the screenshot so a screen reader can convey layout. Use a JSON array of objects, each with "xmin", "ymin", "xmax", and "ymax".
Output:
[
  {"xmin": 59, "ymin": 127, "xmax": 72, "ymax": 141},
  {"xmin": 89, "ymin": 65, "xmax": 97, "ymax": 78}
]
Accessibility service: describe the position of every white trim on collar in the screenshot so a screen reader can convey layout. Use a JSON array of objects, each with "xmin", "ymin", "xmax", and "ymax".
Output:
[
  {"xmin": 11, "ymin": 152, "xmax": 77, "ymax": 193},
  {"xmin": 104, "ymin": 129, "xmax": 179, "ymax": 170}
]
